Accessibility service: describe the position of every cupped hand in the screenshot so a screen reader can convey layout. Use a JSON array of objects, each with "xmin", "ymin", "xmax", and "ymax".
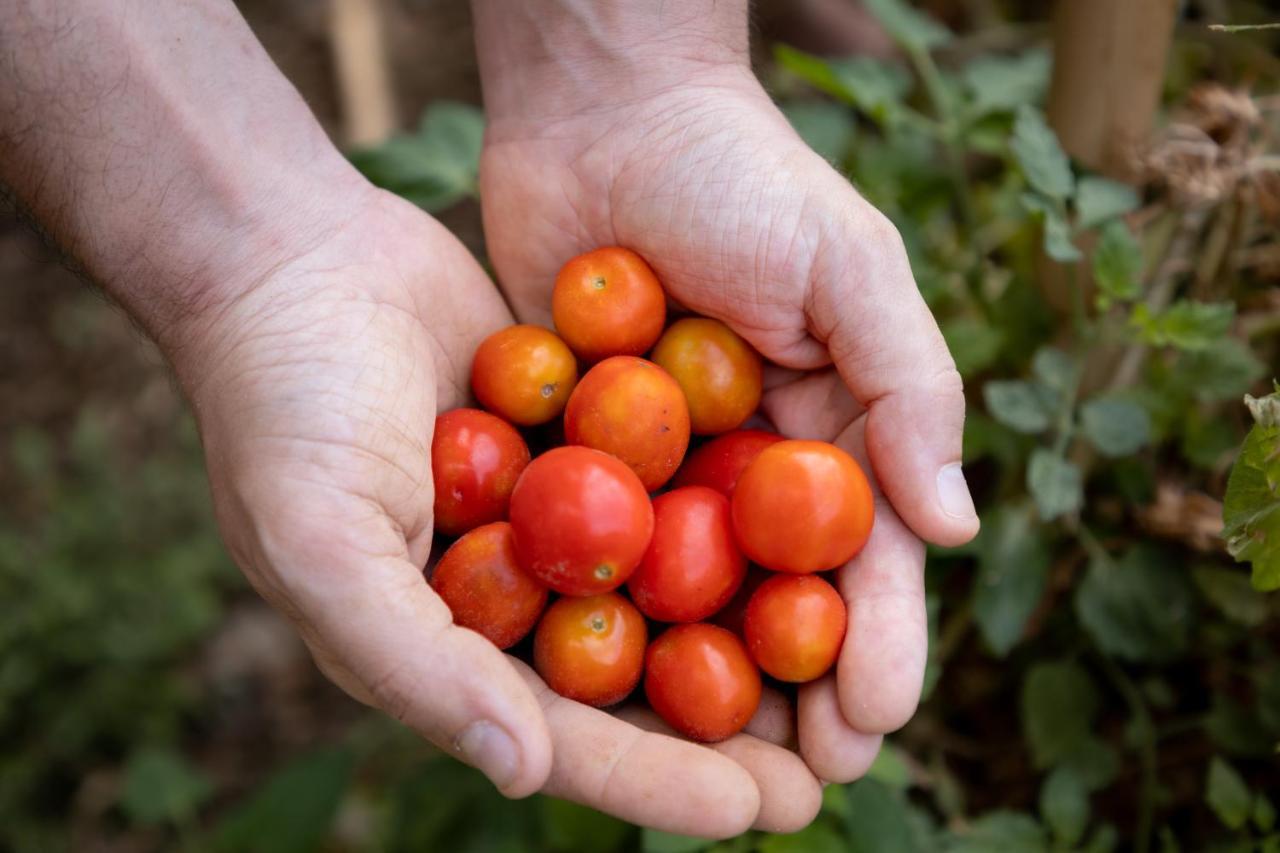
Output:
[{"xmin": 480, "ymin": 65, "xmax": 980, "ymax": 797}]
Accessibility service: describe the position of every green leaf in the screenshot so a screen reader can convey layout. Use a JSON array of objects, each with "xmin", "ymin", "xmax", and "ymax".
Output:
[
  {"xmin": 972, "ymin": 505, "xmax": 1052, "ymax": 656},
  {"xmin": 1011, "ymin": 106, "xmax": 1074, "ymax": 201},
  {"xmin": 1075, "ymin": 545, "xmax": 1194, "ymax": 662},
  {"xmin": 983, "ymin": 381, "xmax": 1055, "ymax": 433},
  {"xmin": 1058, "ymin": 737, "xmax": 1120, "ymax": 791},
  {"xmin": 960, "ymin": 50, "xmax": 1051, "ymax": 115},
  {"xmin": 1027, "ymin": 450, "xmax": 1083, "ymax": 521},
  {"xmin": 842, "ymin": 779, "xmax": 920, "ymax": 853},
  {"xmin": 1080, "ymin": 396, "xmax": 1152, "ymax": 457},
  {"xmin": 1022, "ymin": 192, "xmax": 1082, "ymax": 261},
  {"xmin": 1021, "ymin": 661, "xmax": 1099, "ymax": 769},
  {"xmin": 1256, "ymin": 794, "xmax": 1277, "ymax": 832},
  {"xmin": 942, "ymin": 317, "xmax": 1003, "ymax": 378},
  {"xmin": 1180, "ymin": 410, "xmax": 1241, "ymax": 469},
  {"xmin": 862, "ymin": 0, "xmax": 952, "ymax": 52},
  {"xmin": 1040, "ymin": 767, "xmax": 1090, "ymax": 847},
  {"xmin": 641, "ymin": 829, "xmax": 711, "ymax": 853},
  {"xmin": 948, "ymin": 811, "xmax": 1048, "ymax": 852},
  {"xmin": 1081, "ymin": 824, "xmax": 1120, "ymax": 853},
  {"xmin": 1032, "ymin": 347, "xmax": 1077, "ymax": 396},
  {"xmin": 782, "ymin": 102, "xmax": 856, "ymax": 165},
  {"xmin": 541, "ymin": 799, "xmax": 630, "ymax": 852},
  {"xmin": 1223, "ymin": 390, "xmax": 1280, "ymax": 591},
  {"xmin": 1130, "ymin": 300, "xmax": 1236, "ymax": 351},
  {"xmin": 119, "ymin": 747, "xmax": 213, "ymax": 826},
  {"xmin": 1193, "ymin": 566, "xmax": 1269, "ymax": 627},
  {"xmin": 866, "ymin": 742, "xmax": 913, "ymax": 791},
  {"xmin": 348, "ymin": 101, "xmax": 484, "ymax": 212},
  {"xmin": 1092, "ymin": 221, "xmax": 1144, "ymax": 306},
  {"xmin": 760, "ymin": 823, "xmax": 846, "ymax": 853},
  {"xmin": 1206, "ymin": 756, "xmax": 1252, "ymax": 829},
  {"xmin": 213, "ymin": 748, "xmax": 354, "ymax": 853},
  {"xmin": 774, "ymin": 47, "xmax": 911, "ymax": 123},
  {"xmin": 1177, "ymin": 339, "xmax": 1267, "ymax": 402},
  {"xmin": 1075, "ymin": 177, "xmax": 1140, "ymax": 229}
]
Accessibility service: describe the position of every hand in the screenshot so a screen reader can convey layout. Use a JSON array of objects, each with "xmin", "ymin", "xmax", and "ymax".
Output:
[{"xmin": 478, "ymin": 48, "xmax": 980, "ymax": 795}]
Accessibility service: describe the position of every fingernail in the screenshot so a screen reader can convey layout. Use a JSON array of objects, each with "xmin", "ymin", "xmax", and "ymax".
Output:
[
  {"xmin": 454, "ymin": 721, "xmax": 519, "ymax": 790},
  {"xmin": 937, "ymin": 463, "xmax": 977, "ymax": 521}
]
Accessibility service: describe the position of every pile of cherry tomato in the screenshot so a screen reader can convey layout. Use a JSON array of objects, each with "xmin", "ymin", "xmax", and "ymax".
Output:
[{"xmin": 430, "ymin": 247, "xmax": 875, "ymax": 743}]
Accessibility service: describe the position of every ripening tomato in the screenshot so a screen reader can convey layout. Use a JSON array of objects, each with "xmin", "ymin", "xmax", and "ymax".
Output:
[
  {"xmin": 731, "ymin": 440, "xmax": 874, "ymax": 573},
  {"xmin": 432, "ymin": 408, "xmax": 531, "ymax": 537},
  {"xmin": 534, "ymin": 592, "xmax": 647, "ymax": 707},
  {"xmin": 644, "ymin": 623, "xmax": 761, "ymax": 742},
  {"xmin": 563, "ymin": 357, "xmax": 690, "ymax": 491},
  {"xmin": 628, "ymin": 487, "xmax": 746, "ymax": 623},
  {"xmin": 552, "ymin": 247, "xmax": 666, "ymax": 362},
  {"xmin": 471, "ymin": 325, "xmax": 578, "ymax": 426},
  {"xmin": 509, "ymin": 446, "xmax": 654, "ymax": 595},
  {"xmin": 744, "ymin": 574, "xmax": 846, "ymax": 682},
  {"xmin": 651, "ymin": 318, "xmax": 763, "ymax": 435},
  {"xmin": 672, "ymin": 429, "xmax": 784, "ymax": 497},
  {"xmin": 430, "ymin": 522, "xmax": 548, "ymax": 649}
]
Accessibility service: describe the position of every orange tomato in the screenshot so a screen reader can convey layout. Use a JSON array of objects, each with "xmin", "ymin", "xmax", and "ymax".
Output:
[
  {"xmin": 471, "ymin": 325, "xmax": 577, "ymax": 426},
  {"xmin": 430, "ymin": 522, "xmax": 548, "ymax": 649},
  {"xmin": 731, "ymin": 440, "xmax": 874, "ymax": 573},
  {"xmin": 563, "ymin": 356, "xmax": 690, "ymax": 491},
  {"xmin": 644, "ymin": 623, "xmax": 761, "ymax": 742},
  {"xmin": 552, "ymin": 247, "xmax": 666, "ymax": 362},
  {"xmin": 651, "ymin": 318, "xmax": 763, "ymax": 434},
  {"xmin": 744, "ymin": 574, "xmax": 846, "ymax": 682},
  {"xmin": 533, "ymin": 593, "xmax": 647, "ymax": 707}
]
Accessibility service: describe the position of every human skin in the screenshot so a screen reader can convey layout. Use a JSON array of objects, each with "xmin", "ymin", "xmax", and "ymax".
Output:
[{"xmin": 471, "ymin": 0, "xmax": 981, "ymax": 811}]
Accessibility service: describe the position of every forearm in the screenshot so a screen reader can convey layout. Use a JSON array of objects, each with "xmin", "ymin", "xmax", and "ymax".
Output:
[
  {"xmin": 470, "ymin": 0, "xmax": 750, "ymax": 124},
  {"xmin": 0, "ymin": 0, "xmax": 364, "ymax": 352}
]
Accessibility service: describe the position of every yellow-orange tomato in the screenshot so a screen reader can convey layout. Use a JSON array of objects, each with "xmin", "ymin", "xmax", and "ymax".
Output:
[
  {"xmin": 552, "ymin": 247, "xmax": 666, "ymax": 362},
  {"xmin": 744, "ymin": 574, "xmax": 846, "ymax": 682},
  {"xmin": 430, "ymin": 522, "xmax": 548, "ymax": 649},
  {"xmin": 471, "ymin": 325, "xmax": 577, "ymax": 426},
  {"xmin": 651, "ymin": 318, "xmax": 763, "ymax": 435},
  {"xmin": 564, "ymin": 357, "xmax": 690, "ymax": 491}
]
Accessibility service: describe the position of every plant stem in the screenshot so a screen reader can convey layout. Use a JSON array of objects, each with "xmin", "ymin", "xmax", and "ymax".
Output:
[
  {"xmin": 908, "ymin": 46, "xmax": 978, "ymax": 238},
  {"xmin": 1096, "ymin": 652, "xmax": 1159, "ymax": 853}
]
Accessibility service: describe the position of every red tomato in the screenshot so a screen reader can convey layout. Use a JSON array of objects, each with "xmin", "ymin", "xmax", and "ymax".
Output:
[
  {"xmin": 563, "ymin": 356, "xmax": 690, "ymax": 491},
  {"xmin": 628, "ymin": 487, "xmax": 746, "ymax": 623},
  {"xmin": 432, "ymin": 408, "xmax": 531, "ymax": 537},
  {"xmin": 744, "ymin": 574, "xmax": 846, "ymax": 682},
  {"xmin": 672, "ymin": 429, "xmax": 784, "ymax": 497},
  {"xmin": 731, "ymin": 440, "xmax": 874, "ymax": 573},
  {"xmin": 534, "ymin": 592, "xmax": 647, "ymax": 707},
  {"xmin": 651, "ymin": 318, "xmax": 763, "ymax": 435},
  {"xmin": 552, "ymin": 247, "xmax": 666, "ymax": 363},
  {"xmin": 712, "ymin": 565, "xmax": 771, "ymax": 637},
  {"xmin": 644, "ymin": 623, "xmax": 761, "ymax": 742},
  {"xmin": 509, "ymin": 446, "xmax": 654, "ymax": 595},
  {"xmin": 471, "ymin": 325, "xmax": 578, "ymax": 426},
  {"xmin": 430, "ymin": 522, "xmax": 548, "ymax": 649}
]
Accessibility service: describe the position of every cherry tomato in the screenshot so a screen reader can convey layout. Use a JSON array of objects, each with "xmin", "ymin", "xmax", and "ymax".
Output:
[
  {"xmin": 644, "ymin": 623, "xmax": 761, "ymax": 742},
  {"xmin": 563, "ymin": 356, "xmax": 690, "ymax": 491},
  {"xmin": 672, "ymin": 429, "xmax": 784, "ymax": 497},
  {"xmin": 509, "ymin": 446, "xmax": 654, "ymax": 595},
  {"xmin": 534, "ymin": 592, "xmax": 647, "ymax": 707},
  {"xmin": 744, "ymin": 574, "xmax": 846, "ymax": 682},
  {"xmin": 651, "ymin": 318, "xmax": 763, "ymax": 435},
  {"xmin": 712, "ymin": 565, "xmax": 771, "ymax": 637},
  {"xmin": 430, "ymin": 522, "xmax": 548, "ymax": 649},
  {"xmin": 471, "ymin": 325, "xmax": 578, "ymax": 426},
  {"xmin": 628, "ymin": 487, "xmax": 746, "ymax": 623},
  {"xmin": 432, "ymin": 408, "xmax": 531, "ymax": 537},
  {"xmin": 731, "ymin": 440, "xmax": 874, "ymax": 573},
  {"xmin": 552, "ymin": 247, "xmax": 666, "ymax": 362}
]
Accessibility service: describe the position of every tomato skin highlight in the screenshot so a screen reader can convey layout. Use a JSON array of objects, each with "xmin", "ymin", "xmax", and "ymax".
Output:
[
  {"xmin": 644, "ymin": 623, "xmax": 762, "ymax": 742},
  {"xmin": 563, "ymin": 356, "xmax": 690, "ymax": 491},
  {"xmin": 508, "ymin": 446, "xmax": 655, "ymax": 596},
  {"xmin": 744, "ymin": 574, "xmax": 846, "ymax": 682},
  {"xmin": 552, "ymin": 247, "xmax": 666, "ymax": 363},
  {"xmin": 430, "ymin": 522, "xmax": 548, "ymax": 649},
  {"xmin": 431, "ymin": 408, "xmax": 531, "ymax": 537},
  {"xmin": 731, "ymin": 440, "xmax": 874, "ymax": 573},
  {"xmin": 534, "ymin": 593, "xmax": 647, "ymax": 707},
  {"xmin": 471, "ymin": 324, "xmax": 578, "ymax": 426},
  {"xmin": 651, "ymin": 318, "xmax": 763, "ymax": 435},
  {"xmin": 672, "ymin": 429, "xmax": 784, "ymax": 497},
  {"xmin": 628, "ymin": 487, "xmax": 746, "ymax": 623}
]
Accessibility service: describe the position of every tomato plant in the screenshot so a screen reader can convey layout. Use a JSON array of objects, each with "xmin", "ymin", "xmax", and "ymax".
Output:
[
  {"xmin": 672, "ymin": 429, "xmax": 784, "ymax": 497},
  {"xmin": 533, "ymin": 592, "xmax": 647, "ymax": 707},
  {"xmin": 744, "ymin": 574, "xmax": 846, "ymax": 682},
  {"xmin": 651, "ymin": 317, "xmax": 763, "ymax": 435},
  {"xmin": 552, "ymin": 247, "xmax": 666, "ymax": 363},
  {"xmin": 431, "ymin": 408, "xmax": 530, "ymax": 536},
  {"xmin": 471, "ymin": 324, "xmax": 578, "ymax": 426},
  {"xmin": 644, "ymin": 623, "xmax": 761, "ymax": 742},
  {"xmin": 508, "ymin": 445, "xmax": 654, "ymax": 595},
  {"xmin": 563, "ymin": 356, "xmax": 690, "ymax": 491}
]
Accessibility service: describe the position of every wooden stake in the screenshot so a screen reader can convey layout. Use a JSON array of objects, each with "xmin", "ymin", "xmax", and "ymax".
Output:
[{"xmin": 329, "ymin": 0, "xmax": 398, "ymax": 148}]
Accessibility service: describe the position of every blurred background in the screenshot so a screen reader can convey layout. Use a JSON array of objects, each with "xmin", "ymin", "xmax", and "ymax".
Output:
[{"xmin": 1, "ymin": 1, "xmax": 1277, "ymax": 851}]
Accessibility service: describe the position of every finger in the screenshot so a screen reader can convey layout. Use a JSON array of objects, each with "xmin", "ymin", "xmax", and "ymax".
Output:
[
  {"xmin": 616, "ymin": 707, "xmax": 823, "ymax": 834},
  {"xmin": 807, "ymin": 202, "xmax": 978, "ymax": 547},
  {"xmin": 761, "ymin": 367, "xmax": 862, "ymax": 442},
  {"xmin": 509, "ymin": 659, "xmax": 760, "ymax": 839},
  {"xmin": 744, "ymin": 686, "xmax": 797, "ymax": 749},
  {"xmin": 797, "ymin": 675, "xmax": 883, "ymax": 783}
]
